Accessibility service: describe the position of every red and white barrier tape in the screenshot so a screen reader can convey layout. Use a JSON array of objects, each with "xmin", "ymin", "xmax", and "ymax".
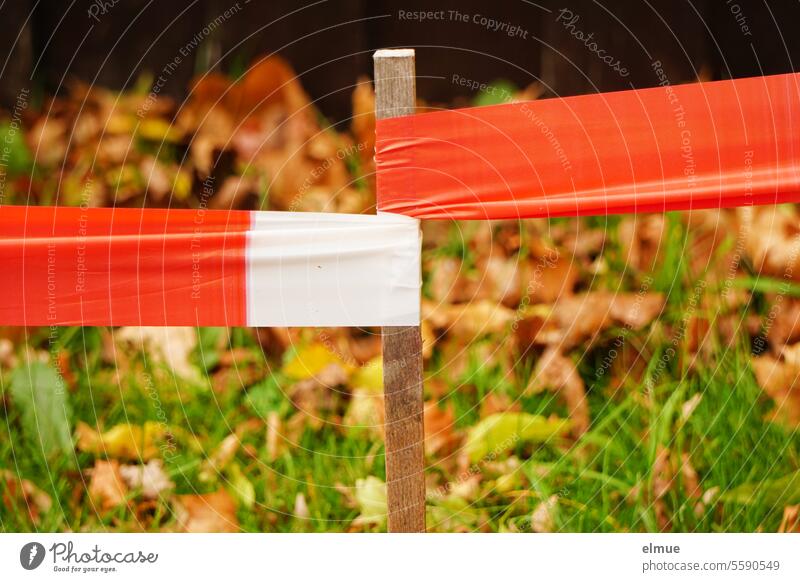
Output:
[
  {"xmin": 0, "ymin": 206, "xmax": 420, "ymax": 327},
  {"xmin": 376, "ymin": 72, "xmax": 800, "ymax": 219}
]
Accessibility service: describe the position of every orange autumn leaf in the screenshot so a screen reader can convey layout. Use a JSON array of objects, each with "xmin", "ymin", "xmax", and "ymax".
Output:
[{"xmin": 173, "ymin": 489, "xmax": 239, "ymax": 533}]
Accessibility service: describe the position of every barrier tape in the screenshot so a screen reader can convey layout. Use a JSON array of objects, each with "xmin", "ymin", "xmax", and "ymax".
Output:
[
  {"xmin": 376, "ymin": 72, "xmax": 800, "ymax": 219},
  {"xmin": 0, "ymin": 206, "xmax": 421, "ymax": 327}
]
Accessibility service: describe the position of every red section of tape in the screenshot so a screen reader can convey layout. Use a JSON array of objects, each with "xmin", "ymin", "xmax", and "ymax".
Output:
[
  {"xmin": 0, "ymin": 206, "xmax": 250, "ymax": 326},
  {"xmin": 376, "ymin": 72, "xmax": 800, "ymax": 219}
]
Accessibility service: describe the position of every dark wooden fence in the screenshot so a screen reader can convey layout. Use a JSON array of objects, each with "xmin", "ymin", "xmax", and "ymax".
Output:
[{"xmin": 1, "ymin": 1, "xmax": 798, "ymax": 120}]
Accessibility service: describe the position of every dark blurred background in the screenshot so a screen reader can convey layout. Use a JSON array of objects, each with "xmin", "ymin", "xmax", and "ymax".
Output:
[{"xmin": 1, "ymin": 0, "xmax": 798, "ymax": 120}]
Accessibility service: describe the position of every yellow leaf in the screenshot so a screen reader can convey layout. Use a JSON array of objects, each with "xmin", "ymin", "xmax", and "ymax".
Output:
[
  {"xmin": 76, "ymin": 421, "xmax": 178, "ymax": 461},
  {"xmin": 106, "ymin": 113, "xmax": 136, "ymax": 135},
  {"xmin": 464, "ymin": 413, "xmax": 570, "ymax": 463},
  {"xmin": 227, "ymin": 463, "xmax": 255, "ymax": 510},
  {"xmin": 138, "ymin": 118, "xmax": 182, "ymax": 143},
  {"xmin": 171, "ymin": 168, "xmax": 192, "ymax": 200},
  {"xmin": 351, "ymin": 357, "xmax": 382, "ymax": 392},
  {"xmin": 282, "ymin": 343, "xmax": 352, "ymax": 380}
]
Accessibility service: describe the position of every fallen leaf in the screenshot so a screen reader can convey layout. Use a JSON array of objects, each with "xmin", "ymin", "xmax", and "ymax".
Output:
[
  {"xmin": 751, "ymin": 354, "xmax": 800, "ymax": 427},
  {"xmin": 424, "ymin": 401, "xmax": 458, "ymax": 456},
  {"xmin": 294, "ymin": 492, "xmax": 310, "ymax": 520},
  {"xmin": 1, "ymin": 470, "xmax": 52, "ymax": 524},
  {"xmin": 352, "ymin": 476, "xmax": 387, "ymax": 527},
  {"xmin": 118, "ymin": 460, "xmax": 174, "ymax": 499},
  {"xmin": 525, "ymin": 251, "xmax": 577, "ymax": 304},
  {"xmin": 27, "ymin": 117, "xmax": 67, "ymax": 167},
  {"xmin": 618, "ymin": 214, "xmax": 666, "ymax": 272},
  {"xmin": 116, "ymin": 327, "xmax": 198, "ymax": 380},
  {"xmin": 10, "ymin": 363, "xmax": 74, "ymax": 462},
  {"xmin": 529, "ymin": 347, "xmax": 589, "ymax": 436},
  {"xmin": 519, "ymin": 292, "xmax": 664, "ymax": 349},
  {"xmin": 721, "ymin": 470, "xmax": 800, "ymax": 506},
  {"xmin": 343, "ymin": 387, "xmax": 384, "ymax": 437},
  {"xmin": 282, "ymin": 343, "xmax": 353, "ymax": 380},
  {"xmin": 199, "ymin": 433, "xmax": 240, "ymax": 482},
  {"xmin": 227, "ymin": 464, "xmax": 255, "ymax": 510},
  {"xmin": 351, "ymin": 357, "xmax": 382, "ymax": 391},
  {"xmin": 464, "ymin": 413, "xmax": 571, "ymax": 463},
  {"xmin": 289, "ymin": 363, "xmax": 349, "ymax": 418},
  {"xmin": 652, "ymin": 446, "xmax": 673, "ymax": 531},
  {"xmin": 88, "ymin": 460, "xmax": 128, "ymax": 511},
  {"xmin": 766, "ymin": 300, "xmax": 800, "ymax": 349},
  {"xmin": 531, "ymin": 495, "xmax": 559, "ymax": 532},
  {"xmin": 173, "ymin": 489, "xmax": 239, "ymax": 533},
  {"xmin": 779, "ymin": 505, "xmax": 800, "ymax": 532},
  {"xmin": 742, "ymin": 206, "xmax": 800, "ymax": 283},
  {"xmin": 442, "ymin": 300, "xmax": 515, "ymax": 340},
  {"xmin": 265, "ymin": 411, "xmax": 282, "ymax": 462},
  {"xmin": 76, "ymin": 421, "xmax": 179, "ymax": 461}
]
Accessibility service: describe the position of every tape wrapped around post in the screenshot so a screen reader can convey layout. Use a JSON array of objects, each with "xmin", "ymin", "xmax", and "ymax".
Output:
[
  {"xmin": 376, "ymin": 72, "xmax": 800, "ymax": 219},
  {"xmin": 0, "ymin": 206, "xmax": 421, "ymax": 327}
]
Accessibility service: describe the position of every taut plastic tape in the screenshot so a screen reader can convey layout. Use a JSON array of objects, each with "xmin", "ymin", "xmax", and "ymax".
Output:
[
  {"xmin": 376, "ymin": 72, "xmax": 800, "ymax": 219},
  {"xmin": 0, "ymin": 206, "xmax": 420, "ymax": 327}
]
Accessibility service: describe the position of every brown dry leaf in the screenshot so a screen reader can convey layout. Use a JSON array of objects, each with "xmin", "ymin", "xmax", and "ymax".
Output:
[
  {"xmin": 618, "ymin": 214, "xmax": 666, "ymax": 272},
  {"xmin": 173, "ymin": 489, "xmax": 239, "ymax": 533},
  {"xmin": 480, "ymin": 391, "xmax": 520, "ymax": 417},
  {"xmin": 680, "ymin": 453, "xmax": 702, "ymax": 500},
  {"xmin": 531, "ymin": 494, "xmax": 559, "ymax": 533},
  {"xmin": 1, "ymin": 470, "xmax": 52, "ymax": 524},
  {"xmin": 289, "ymin": 363, "xmax": 349, "ymax": 419},
  {"xmin": 473, "ymin": 251, "xmax": 523, "ymax": 307},
  {"xmin": 779, "ymin": 505, "xmax": 800, "ymax": 532},
  {"xmin": 230, "ymin": 56, "xmax": 309, "ymax": 118},
  {"xmin": 115, "ymin": 327, "xmax": 198, "ymax": 380},
  {"xmin": 347, "ymin": 332, "xmax": 382, "ymax": 365},
  {"xmin": 420, "ymin": 319, "xmax": 436, "ymax": 360},
  {"xmin": 208, "ymin": 175, "xmax": 259, "ymax": 210},
  {"xmin": 265, "ymin": 411, "xmax": 282, "ymax": 462},
  {"xmin": 428, "ymin": 256, "xmax": 469, "ymax": 304},
  {"xmin": 88, "ymin": 460, "xmax": 129, "ymax": 511},
  {"xmin": 741, "ymin": 206, "xmax": 800, "ymax": 282},
  {"xmin": 519, "ymin": 292, "xmax": 664, "ymax": 349},
  {"xmin": 525, "ymin": 251, "xmax": 577, "ymax": 304},
  {"xmin": 751, "ymin": 354, "xmax": 800, "ymax": 427},
  {"xmin": 351, "ymin": 77, "xmax": 375, "ymax": 170},
  {"xmin": 424, "ymin": 401, "xmax": 458, "ymax": 456},
  {"xmin": 529, "ymin": 347, "xmax": 589, "ymax": 436},
  {"xmin": 119, "ymin": 460, "xmax": 174, "ymax": 499},
  {"xmin": 442, "ymin": 300, "xmax": 515, "ymax": 339},
  {"xmin": 766, "ymin": 299, "xmax": 800, "ymax": 349}
]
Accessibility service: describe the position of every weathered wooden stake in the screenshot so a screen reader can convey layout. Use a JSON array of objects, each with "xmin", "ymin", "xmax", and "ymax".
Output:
[{"xmin": 374, "ymin": 48, "xmax": 426, "ymax": 533}]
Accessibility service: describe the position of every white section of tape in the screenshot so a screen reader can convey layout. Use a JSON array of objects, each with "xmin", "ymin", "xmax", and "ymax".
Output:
[{"xmin": 246, "ymin": 211, "xmax": 421, "ymax": 327}]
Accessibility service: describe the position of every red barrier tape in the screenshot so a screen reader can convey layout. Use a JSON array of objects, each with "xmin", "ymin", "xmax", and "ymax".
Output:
[
  {"xmin": 376, "ymin": 72, "xmax": 800, "ymax": 219},
  {"xmin": 0, "ymin": 206, "xmax": 250, "ymax": 326}
]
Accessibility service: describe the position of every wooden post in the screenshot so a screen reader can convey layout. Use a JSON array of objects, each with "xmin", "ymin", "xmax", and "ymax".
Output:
[{"xmin": 373, "ymin": 49, "xmax": 426, "ymax": 533}]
